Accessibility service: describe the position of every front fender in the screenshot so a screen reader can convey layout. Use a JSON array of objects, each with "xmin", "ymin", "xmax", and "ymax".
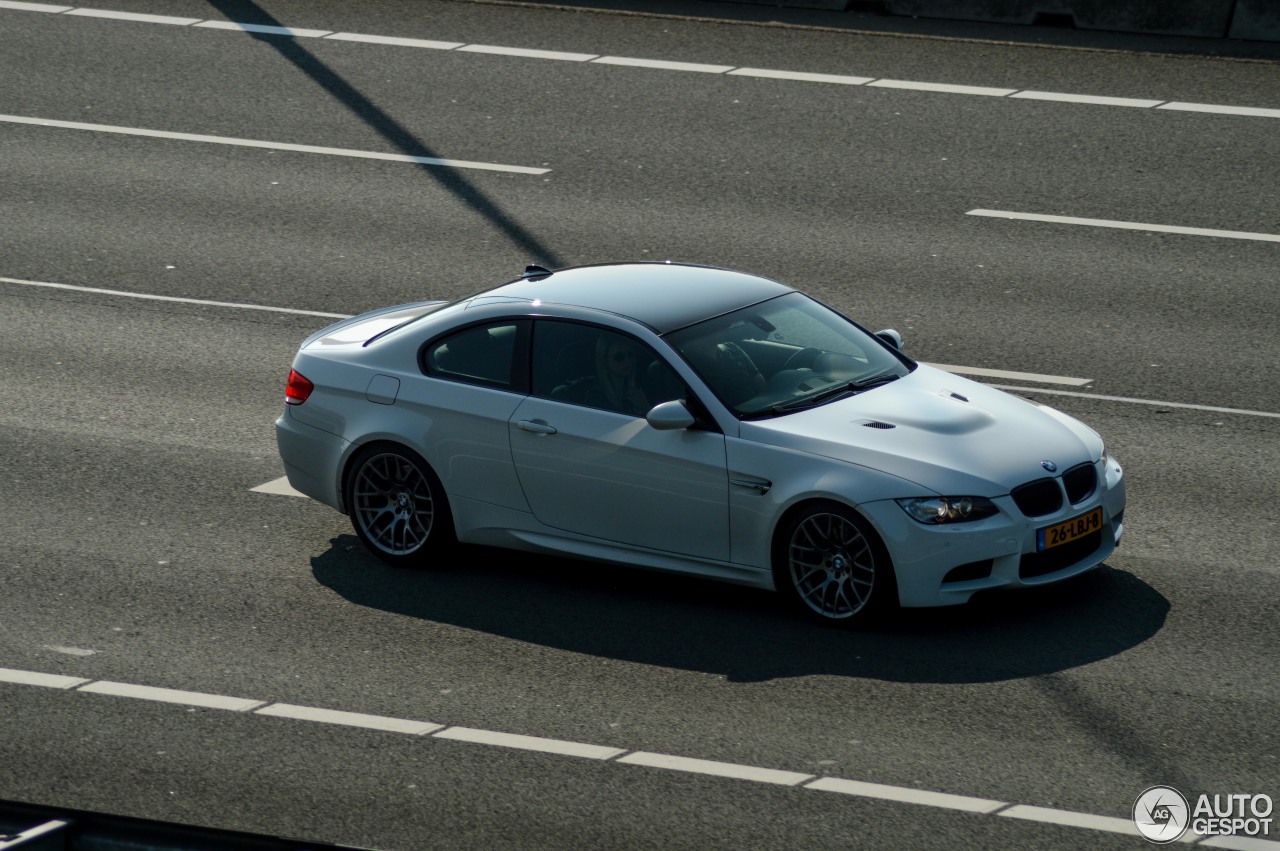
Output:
[{"xmin": 725, "ymin": 436, "xmax": 931, "ymax": 569}]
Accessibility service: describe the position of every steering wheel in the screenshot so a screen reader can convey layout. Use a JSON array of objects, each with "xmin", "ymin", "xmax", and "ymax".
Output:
[
  {"xmin": 715, "ymin": 342, "xmax": 765, "ymax": 405},
  {"xmin": 781, "ymin": 346, "xmax": 823, "ymax": 371}
]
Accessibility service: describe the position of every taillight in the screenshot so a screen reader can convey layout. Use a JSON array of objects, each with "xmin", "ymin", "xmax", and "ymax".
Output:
[{"xmin": 285, "ymin": 369, "xmax": 314, "ymax": 406}]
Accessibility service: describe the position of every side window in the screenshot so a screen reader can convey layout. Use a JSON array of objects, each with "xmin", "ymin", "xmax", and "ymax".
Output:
[
  {"xmin": 424, "ymin": 322, "xmax": 523, "ymax": 389},
  {"xmin": 531, "ymin": 322, "xmax": 685, "ymax": 418}
]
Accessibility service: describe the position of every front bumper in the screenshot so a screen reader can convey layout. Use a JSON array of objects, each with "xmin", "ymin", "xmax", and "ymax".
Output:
[
  {"xmin": 859, "ymin": 457, "xmax": 1126, "ymax": 608},
  {"xmin": 275, "ymin": 408, "xmax": 350, "ymax": 512}
]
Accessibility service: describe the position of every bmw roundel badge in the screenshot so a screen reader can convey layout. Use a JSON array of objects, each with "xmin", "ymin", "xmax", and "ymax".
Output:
[{"xmin": 1041, "ymin": 460, "xmax": 1058, "ymax": 472}]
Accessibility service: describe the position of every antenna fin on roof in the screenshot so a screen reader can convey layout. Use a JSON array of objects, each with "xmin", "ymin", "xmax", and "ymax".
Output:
[{"xmin": 522, "ymin": 264, "xmax": 553, "ymax": 280}]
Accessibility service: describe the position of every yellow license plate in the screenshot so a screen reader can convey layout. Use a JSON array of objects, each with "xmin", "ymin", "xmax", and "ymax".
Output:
[{"xmin": 1037, "ymin": 507, "xmax": 1103, "ymax": 552}]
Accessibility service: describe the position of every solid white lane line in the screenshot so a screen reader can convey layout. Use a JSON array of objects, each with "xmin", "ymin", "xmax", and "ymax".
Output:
[
  {"xmin": 998, "ymin": 804, "xmax": 1140, "ymax": 837},
  {"xmin": 868, "ymin": 79, "xmax": 1017, "ymax": 97},
  {"xmin": 324, "ymin": 32, "xmax": 463, "ymax": 50},
  {"xmin": 77, "ymin": 681, "xmax": 266, "ymax": 711},
  {"xmin": 193, "ymin": 20, "xmax": 332, "ymax": 38},
  {"xmin": 727, "ymin": 67, "xmax": 874, "ymax": 85},
  {"xmin": 0, "ymin": 667, "xmax": 90, "ymax": 689},
  {"xmin": 458, "ymin": 44, "xmax": 597, "ymax": 62},
  {"xmin": 1159, "ymin": 102, "xmax": 1280, "ymax": 119},
  {"xmin": 250, "ymin": 476, "xmax": 309, "ymax": 498},
  {"xmin": 0, "ymin": 276, "xmax": 352, "ymax": 319},
  {"xmin": 257, "ymin": 703, "xmax": 444, "ymax": 735},
  {"xmin": 0, "ymin": 114, "xmax": 550, "ymax": 174},
  {"xmin": 968, "ymin": 209, "xmax": 1280, "ymax": 243},
  {"xmin": 592, "ymin": 55, "xmax": 736, "ymax": 74},
  {"xmin": 926, "ymin": 363, "xmax": 1091, "ymax": 387},
  {"xmin": 806, "ymin": 777, "xmax": 1006, "ymax": 813},
  {"xmin": 617, "ymin": 752, "xmax": 813, "ymax": 786},
  {"xmin": 986, "ymin": 384, "xmax": 1280, "ymax": 420},
  {"xmin": 434, "ymin": 727, "xmax": 627, "ymax": 760},
  {"xmin": 63, "ymin": 8, "xmax": 199, "ymax": 24},
  {"xmin": 1010, "ymin": 91, "xmax": 1165, "ymax": 108}
]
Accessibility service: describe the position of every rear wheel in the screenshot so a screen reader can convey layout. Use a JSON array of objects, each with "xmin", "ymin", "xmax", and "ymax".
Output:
[
  {"xmin": 774, "ymin": 501, "xmax": 896, "ymax": 626},
  {"xmin": 346, "ymin": 444, "xmax": 452, "ymax": 565}
]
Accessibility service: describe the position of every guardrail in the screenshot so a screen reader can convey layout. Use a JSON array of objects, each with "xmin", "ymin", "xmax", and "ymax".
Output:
[
  {"xmin": 730, "ymin": 0, "xmax": 1280, "ymax": 41},
  {"xmin": 0, "ymin": 801, "xmax": 368, "ymax": 851}
]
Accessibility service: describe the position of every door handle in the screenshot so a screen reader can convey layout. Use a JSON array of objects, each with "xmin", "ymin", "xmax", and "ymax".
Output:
[{"xmin": 518, "ymin": 419, "xmax": 558, "ymax": 435}]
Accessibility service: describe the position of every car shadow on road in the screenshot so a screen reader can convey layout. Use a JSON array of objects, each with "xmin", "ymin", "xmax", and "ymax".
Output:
[{"xmin": 312, "ymin": 535, "xmax": 1167, "ymax": 684}]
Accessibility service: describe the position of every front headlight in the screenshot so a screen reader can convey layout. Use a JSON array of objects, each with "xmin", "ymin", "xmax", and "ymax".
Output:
[
  {"xmin": 1099, "ymin": 442, "xmax": 1121, "ymax": 476},
  {"xmin": 897, "ymin": 496, "xmax": 999, "ymax": 525}
]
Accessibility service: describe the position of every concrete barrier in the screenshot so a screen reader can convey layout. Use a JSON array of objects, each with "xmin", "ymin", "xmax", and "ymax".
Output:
[
  {"xmin": 880, "ymin": 0, "xmax": 1236, "ymax": 38},
  {"xmin": 725, "ymin": 0, "xmax": 1278, "ymax": 41},
  {"xmin": 1229, "ymin": 0, "xmax": 1280, "ymax": 40}
]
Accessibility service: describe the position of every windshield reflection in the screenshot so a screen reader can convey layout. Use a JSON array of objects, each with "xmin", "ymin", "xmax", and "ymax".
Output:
[{"xmin": 665, "ymin": 293, "xmax": 914, "ymax": 418}]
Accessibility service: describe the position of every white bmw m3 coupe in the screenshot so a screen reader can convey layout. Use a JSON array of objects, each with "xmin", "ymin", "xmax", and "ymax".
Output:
[{"xmin": 276, "ymin": 262, "xmax": 1125, "ymax": 625}]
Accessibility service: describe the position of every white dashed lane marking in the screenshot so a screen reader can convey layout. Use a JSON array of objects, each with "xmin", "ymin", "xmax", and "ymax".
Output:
[
  {"xmin": 0, "ymin": 276, "xmax": 351, "ymax": 318},
  {"xmin": 0, "ymin": 114, "xmax": 552, "ymax": 175},
  {"xmin": 257, "ymin": 703, "xmax": 444, "ymax": 735},
  {"xmin": 986, "ymin": 384, "xmax": 1280, "ymax": 420},
  {"xmin": 2, "ymin": 666, "xmax": 1275, "ymax": 848},
  {"xmin": 926, "ymin": 364, "xmax": 1091, "ymax": 387},
  {"xmin": 807, "ymin": 776, "xmax": 1006, "ymax": 813},
  {"xmin": 192, "ymin": 20, "xmax": 331, "ymax": 38},
  {"xmin": 1010, "ymin": 91, "xmax": 1165, "ymax": 108},
  {"xmin": 250, "ymin": 476, "xmax": 308, "ymax": 498},
  {"xmin": 969, "ymin": 210, "xmax": 1280, "ymax": 243},
  {"xmin": 76, "ymin": 681, "xmax": 267, "ymax": 711},
  {"xmin": 617, "ymin": 752, "xmax": 813, "ymax": 785},
  {"xmin": 2, "ymin": 1, "xmax": 1279, "ymax": 120},
  {"xmin": 435, "ymin": 727, "xmax": 626, "ymax": 760},
  {"xmin": 3, "ymin": 276, "xmax": 1275, "ymax": 422},
  {"xmin": 64, "ymin": 7, "xmax": 199, "ymax": 24},
  {"xmin": 0, "ymin": 667, "xmax": 89, "ymax": 689}
]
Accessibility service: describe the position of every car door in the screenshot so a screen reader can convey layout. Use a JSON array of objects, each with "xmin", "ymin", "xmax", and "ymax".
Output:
[
  {"xmin": 508, "ymin": 320, "xmax": 731, "ymax": 561},
  {"xmin": 398, "ymin": 319, "xmax": 531, "ymax": 511}
]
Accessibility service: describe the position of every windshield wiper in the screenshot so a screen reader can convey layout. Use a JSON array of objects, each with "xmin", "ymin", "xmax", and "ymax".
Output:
[{"xmin": 765, "ymin": 373, "xmax": 903, "ymax": 415}]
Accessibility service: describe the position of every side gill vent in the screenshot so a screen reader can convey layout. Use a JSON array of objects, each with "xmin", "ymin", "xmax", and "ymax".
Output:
[
  {"xmin": 950, "ymin": 392, "xmax": 970, "ymax": 402},
  {"xmin": 862, "ymin": 420, "xmax": 896, "ymax": 430}
]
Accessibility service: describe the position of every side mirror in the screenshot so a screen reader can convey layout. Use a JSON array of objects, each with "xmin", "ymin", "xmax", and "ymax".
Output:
[
  {"xmin": 875, "ymin": 329, "xmax": 904, "ymax": 351},
  {"xmin": 645, "ymin": 400, "xmax": 696, "ymax": 431}
]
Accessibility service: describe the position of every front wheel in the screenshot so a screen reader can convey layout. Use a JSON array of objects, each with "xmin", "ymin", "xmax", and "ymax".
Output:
[
  {"xmin": 774, "ymin": 502, "xmax": 896, "ymax": 626},
  {"xmin": 345, "ymin": 444, "xmax": 453, "ymax": 566}
]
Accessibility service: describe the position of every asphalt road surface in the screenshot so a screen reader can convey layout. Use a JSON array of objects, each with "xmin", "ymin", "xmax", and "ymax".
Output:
[{"xmin": 1, "ymin": 1, "xmax": 1277, "ymax": 849}]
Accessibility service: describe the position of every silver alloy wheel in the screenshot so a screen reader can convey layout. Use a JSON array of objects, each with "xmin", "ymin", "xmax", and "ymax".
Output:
[
  {"xmin": 788, "ymin": 512, "xmax": 875, "ymax": 619},
  {"xmin": 351, "ymin": 451, "xmax": 434, "ymax": 557}
]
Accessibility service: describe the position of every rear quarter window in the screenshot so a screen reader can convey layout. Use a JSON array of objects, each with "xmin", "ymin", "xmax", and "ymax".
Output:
[{"xmin": 424, "ymin": 322, "xmax": 525, "ymax": 389}]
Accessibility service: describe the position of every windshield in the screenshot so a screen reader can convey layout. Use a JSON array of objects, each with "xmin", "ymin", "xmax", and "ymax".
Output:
[{"xmin": 665, "ymin": 293, "xmax": 913, "ymax": 418}]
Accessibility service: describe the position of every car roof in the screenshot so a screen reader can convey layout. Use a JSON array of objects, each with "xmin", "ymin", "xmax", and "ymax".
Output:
[{"xmin": 475, "ymin": 262, "xmax": 794, "ymax": 334}]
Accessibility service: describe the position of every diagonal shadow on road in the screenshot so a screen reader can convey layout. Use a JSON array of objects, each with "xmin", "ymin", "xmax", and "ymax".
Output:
[{"xmin": 203, "ymin": 0, "xmax": 562, "ymax": 267}]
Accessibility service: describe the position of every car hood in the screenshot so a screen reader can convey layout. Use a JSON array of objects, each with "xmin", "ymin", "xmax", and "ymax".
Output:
[{"xmin": 739, "ymin": 364, "xmax": 1102, "ymax": 497}]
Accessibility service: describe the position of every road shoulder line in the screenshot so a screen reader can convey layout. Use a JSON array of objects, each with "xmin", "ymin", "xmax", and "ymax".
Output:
[{"xmin": 4, "ymin": 666, "xmax": 1270, "ymax": 848}]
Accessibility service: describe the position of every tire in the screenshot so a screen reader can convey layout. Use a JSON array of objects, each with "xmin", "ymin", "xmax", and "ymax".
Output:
[
  {"xmin": 345, "ymin": 443, "xmax": 453, "ymax": 566},
  {"xmin": 773, "ymin": 501, "xmax": 897, "ymax": 626}
]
